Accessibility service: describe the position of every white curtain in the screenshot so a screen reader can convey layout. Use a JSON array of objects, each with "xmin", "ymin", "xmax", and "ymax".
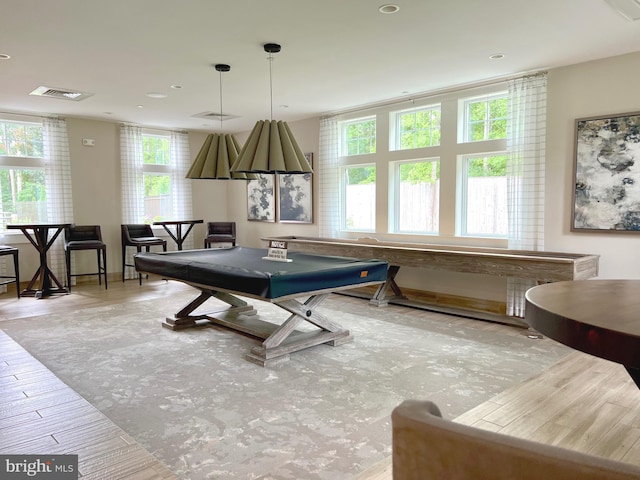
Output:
[
  {"xmin": 120, "ymin": 124, "xmax": 145, "ymax": 224},
  {"xmin": 318, "ymin": 116, "xmax": 341, "ymax": 238},
  {"xmin": 120, "ymin": 124, "xmax": 146, "ymax": 280},
  {"xmin": 43, "ymin": 117, "xmax": 74, "ymax": 283},
  {"xmin": 506, "ymin": 73, "xmax": 547, "ymax": 317},
  {"xmin": 169, "ymin": 131, "xmax": 194, "ymax": 249}
]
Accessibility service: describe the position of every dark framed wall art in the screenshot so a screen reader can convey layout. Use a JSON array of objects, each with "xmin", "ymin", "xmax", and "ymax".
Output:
[
  {"xmin": 572, "ymin": 111, "xmax": 640, "ymax": 232},
  {"xmin": 247, "ymin": 174, "xmax": 276, "ymax": 222},
  {"xmin": 278, "ymin": 153, "xmax": 313, "ymax": 223}
]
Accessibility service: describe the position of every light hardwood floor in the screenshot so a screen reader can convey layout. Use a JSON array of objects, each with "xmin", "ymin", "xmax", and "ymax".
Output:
[{"xmin": 2, "ymin": 279, "xmax": 640, "ymax": 479}]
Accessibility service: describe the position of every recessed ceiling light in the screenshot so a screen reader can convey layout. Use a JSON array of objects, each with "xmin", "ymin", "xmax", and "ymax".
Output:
[
  {"xmin": 0, "ymin": 54, "xmax": 10, "ymax": 60},
  {"xmin": 489, "ymin": 53, "xmax": 505, "ymax": 60},
  {"xmin": 146, "ymin": 92, "xmax": 167, "ymax": 98},
  {"xmin": 137, "ymin": 105, "xmax": 144, "ymax": 108},
  {"xmin": 379, "ymin": 4, "xmax": 400, "ymax": 14},
  {"xmin": 170, "ymin": 85, "xmax": 183, "ymax": 89}
]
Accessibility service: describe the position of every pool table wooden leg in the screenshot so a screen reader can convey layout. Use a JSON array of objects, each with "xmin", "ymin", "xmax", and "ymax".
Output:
[
  {"xmin": 162, "ymin": 288, "xmax": 257, "ymax": 330},
  {"xmin": 246, "ymin": 294, "xmax": 353, "ymax": 367}
]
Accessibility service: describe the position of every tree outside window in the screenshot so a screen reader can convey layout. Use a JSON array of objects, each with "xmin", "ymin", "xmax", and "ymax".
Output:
[
  {"xmin": 142, "ymin": 134, "xmax": 172, "ymax": 222},
  {"xmin": 343, "ymin": 118, "xmax": 376, "ymax": 156},
  {"xmin": 397, "ymin": 106, "xmax": 441, "ymax": 149},
  {"xmin": 466, "ymin": 95, "xmax": 507, "ymax": 142},
  {"xmin": 0, "ymin": 120, "xmax": 46, "ymax": 228}
]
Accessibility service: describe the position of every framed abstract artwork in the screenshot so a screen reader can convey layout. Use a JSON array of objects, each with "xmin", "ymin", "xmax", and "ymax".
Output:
[
  {"xmin": 572, "ymin": 111, "xmax": 640, "ymax": 232},
  {"xmin": 278, "ymin": 153, "xmax": 313, "ymax": 223},
  {"xmin": 247, "ymin": 174, "xmax": 276, "ymax": 222}
]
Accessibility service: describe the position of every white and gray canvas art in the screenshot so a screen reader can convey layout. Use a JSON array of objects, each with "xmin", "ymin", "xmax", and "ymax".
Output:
[
  {"xmin": 247, "ymin": 174, "xmax": 276, "ymax": 222},
  {"xmin": 574, "ymin": 113, "xmax": 640, "ymax": 231}
]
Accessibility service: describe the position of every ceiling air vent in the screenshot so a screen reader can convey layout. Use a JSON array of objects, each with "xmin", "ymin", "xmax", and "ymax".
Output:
[
  {"xmin": 192, "ymin": 111, "xmax": 239, "ymax": 121},
  {"xmin": 29, "ymin": 86, "xmax": 94, "ymax": 101}
]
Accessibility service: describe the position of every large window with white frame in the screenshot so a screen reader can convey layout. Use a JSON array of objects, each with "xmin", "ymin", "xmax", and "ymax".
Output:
[
  {"xmin": 393, "ymin": 159, "xmax": 440, "ymax": 233},
  {"xmin": 336, "ymin": 87, "xmax": 509, "ymax": 242},
  {"xmin": 459, "ymin": 153, "xmax": 508, "ymax": 236},
  {"xmin": 142, "ymin": 132, "xmax": 172, "ymax": 223},
  {"xmin": 0, "ymin": 119, "xmax": 46, "ymax": 229}
]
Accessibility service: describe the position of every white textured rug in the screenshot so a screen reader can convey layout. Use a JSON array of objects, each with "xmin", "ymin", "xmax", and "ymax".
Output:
[{"xmin": 1, "ymin": 284, "xmax": 569, "ymax": 479}]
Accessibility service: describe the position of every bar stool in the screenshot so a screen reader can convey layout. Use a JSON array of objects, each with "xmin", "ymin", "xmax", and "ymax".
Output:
[
  {"xmin": 0, "ymin": 245, "xmax": 20, "ymax": 298},
  {"xmin": 121, "ymin": 224, "xmax": 167, "ymax": 284},
  {"xmin": 64, "ymin": 225, "xmax": 107, "ymax": 291},
  {"xmin": 204, "ymin": 221, "xmax": 236, "ymax": 248}
]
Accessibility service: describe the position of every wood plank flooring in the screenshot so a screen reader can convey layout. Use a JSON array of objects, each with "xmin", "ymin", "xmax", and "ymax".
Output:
[{"xmin": 3, "ymin": 279, "xmax": 640, "ymax": 479}]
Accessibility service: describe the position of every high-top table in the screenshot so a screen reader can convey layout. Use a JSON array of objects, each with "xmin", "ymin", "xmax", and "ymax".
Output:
[
  {"xmin": 152, "ymin": 219, "xmax": 203, "ymax": 250},
  {"xmin": 525, "ymin": 280, "xmax": 640, "ymax": 388},
  {"xmin": 7, "ymin": 223, "xmax": 71, "ymax": 298}
]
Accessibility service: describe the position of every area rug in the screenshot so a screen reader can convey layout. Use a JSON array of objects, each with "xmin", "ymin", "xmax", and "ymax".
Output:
[{"xmin": 0, "ymin": 288, "xmax": 570, "ymax": 479}]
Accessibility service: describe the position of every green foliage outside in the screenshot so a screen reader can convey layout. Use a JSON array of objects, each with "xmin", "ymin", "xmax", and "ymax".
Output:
[
  {"xmin": 0, "ymin": 122, "xmax": 43, "ymax": 157},
  {"xmin": 0, "ymin": 122, "xmax": 46, "ymax": 222},
  {"xmin": 144, "ymin": 174, "xmax": 170, "ymax": 196},
  {"xmin": 400, "ymin": 161, "xmax": 440, "ymax": 185},
  {"xmin": 467, "ymin": 155, "xmax": 507, "ymax": 178},
  {"xmin": 468, "ymin": 98, "xmax": 507, "ymax": 141},
  {"xmin": 346, "ymin": 166, "xmax": 375, "ymax": 185},
  {"xmin": 142, "ymin": 135, "xmax": 171, "ymax": 210},
  {"xmin": 399, "ymin": 108, "xmax": 441, "ymax": 149},
  {"xmin": 143, "ymin": 135, "xmax": 170, "ymax": 165},
  {"xmin": 345, "ymin": 120, "xmax": 376, "ymax": 155}
]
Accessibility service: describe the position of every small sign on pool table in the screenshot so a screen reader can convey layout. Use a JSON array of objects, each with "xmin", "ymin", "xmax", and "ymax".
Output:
[{"xmin": 263, "ymin": 240, "xmax": 293, "ymax": 262}]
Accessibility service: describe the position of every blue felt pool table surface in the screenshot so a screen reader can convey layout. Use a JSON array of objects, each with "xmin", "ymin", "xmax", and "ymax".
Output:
[{"xmin": 134, "ymin": 246, "xmax": 388, "ymax": 299}]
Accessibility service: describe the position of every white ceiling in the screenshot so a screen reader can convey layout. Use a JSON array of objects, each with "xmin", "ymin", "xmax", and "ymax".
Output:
[{"xmin": 1, "ymin": 0, "xmax": 639, "ymax": 133}]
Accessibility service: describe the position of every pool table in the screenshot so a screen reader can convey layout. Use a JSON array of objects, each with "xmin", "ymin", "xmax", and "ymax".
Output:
[{"xmin": 134, "ymin": 247, "xmax": 388, "ymax": 366}]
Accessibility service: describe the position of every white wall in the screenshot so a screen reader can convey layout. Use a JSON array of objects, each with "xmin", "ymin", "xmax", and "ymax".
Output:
[{"xmin": 546, "ymin": 51, "xmax": 640, "ymax": 279}]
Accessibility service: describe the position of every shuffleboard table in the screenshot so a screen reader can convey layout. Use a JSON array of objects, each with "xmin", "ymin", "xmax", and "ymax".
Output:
[
  {"xmin": 262, "ymin": 236, "xmax": 600, "ymax": 323},
  {"xmin": 134, "ymin": 247, "xmax": 388, "ymax": 366}
]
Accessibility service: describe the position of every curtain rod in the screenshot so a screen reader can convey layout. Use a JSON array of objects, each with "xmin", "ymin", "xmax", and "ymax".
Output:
[
  {"xmin": 322, "ymin": 70, "xmax": 548, "ymax": 119},
  {"xmin": 0, "ymin": 110, "xmax": 61, "ymax": 120},
  {"xmin": 120, "ymin": 122, "xmax": 187, "ymax": 134}
]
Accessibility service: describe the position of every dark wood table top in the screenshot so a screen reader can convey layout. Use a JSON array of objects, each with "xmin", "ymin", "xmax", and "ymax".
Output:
[
  {"xmin": 152, "ymin": 220, "xmax": 203, "ymax": 226},
  {"xmin": 7, "ymin": 223, "xmax": 72, "ymax": 230},
  {"xmin": 525, "ymin": 280, "xmax": 640, "ymax": 370}
]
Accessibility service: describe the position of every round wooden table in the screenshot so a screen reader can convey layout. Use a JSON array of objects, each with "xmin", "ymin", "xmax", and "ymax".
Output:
[{"xmin": 525, "ymin": 280, "xmax": 640, "ymax": 387}]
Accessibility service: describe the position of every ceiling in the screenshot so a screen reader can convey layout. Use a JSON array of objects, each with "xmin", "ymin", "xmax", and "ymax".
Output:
[{"xmin": 1, "ymin": 0, "xmax": 639, "ymax": 133}]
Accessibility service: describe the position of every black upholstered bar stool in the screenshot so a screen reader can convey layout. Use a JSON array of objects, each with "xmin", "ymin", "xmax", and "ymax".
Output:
[
  {"xmin": 0, "ymin": 245, "xmax": 20, "ymax": 298},
  {"xmin": 204, "ymin": 221, "xmax": 236, "ymax": 248},
  {"xmin": 121, "ymin": 224, "xmax": 167, "ymax": 284},
  {"xmin": 64, "ymin": 225, "xmax": 107, "ymax": 291}
]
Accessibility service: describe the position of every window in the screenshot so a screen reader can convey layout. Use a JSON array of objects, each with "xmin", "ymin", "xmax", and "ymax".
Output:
[
  {"xmin": 0, "ymin": 120, "xmax": 46, "ymax": 229},
  {"xmin": 342, "ymin": 117, "xmax": 376, "ymax": 156},
  {"xmin": 394, "ymin": 159, "xmax": 440, "ymax": 233},
  {"xmin": 460, "ymin": 154, "xmax": 508, "ymax": 236},
  {"xmin": 393, "ymin": 105, "xmax": 441, "ymax": 150},
  {"xmin": 142, "ymin": 134, "xmax": 172, "ymax": 223},
  {"xmin": 462, "ymin": 93, "xmax": 507, "ymax": 142},
  {"xmin": 121, "ymin": 126, "xmax": 192, "ymax": 230},
  {"xmin": 343, "ymin": 165, "xmax": 376, "ymax": 231}
]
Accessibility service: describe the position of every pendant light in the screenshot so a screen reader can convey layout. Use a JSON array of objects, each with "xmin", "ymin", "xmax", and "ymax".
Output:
[
  {"xmin": 230, "ymin": 43, "xmax": 313, "ymax": 174},
  {"xmin": 186, "ymin": 64, "xmax": 256, "ymax": 180}
]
